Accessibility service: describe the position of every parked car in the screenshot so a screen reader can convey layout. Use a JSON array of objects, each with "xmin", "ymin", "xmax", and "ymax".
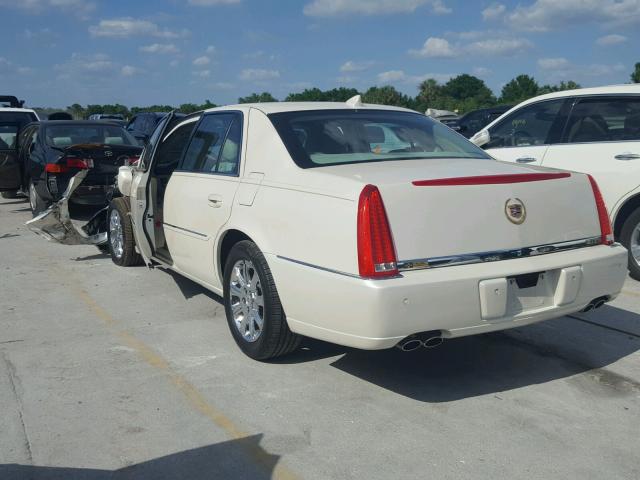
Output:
[
  {"xmin": 451, "ymin": 105, "xmax": 513, "ymax": 138},
  {"xmin": 16, "ymin": 120, "xmax": 141, "ymax": 215},
  {"xmin": 470, "ymin": 85, "xmax": 640, "ymax": 279},
  {"xmin": 90, "ymin": 98, "xmax": 627, "ymax": 360},
  {"xmin": 126, "ymin": 112, "xmax": 184, "ymax": 145},
  {"xmin": 0, "ymin": 104, "xmax": 39, "ymax": 198},
  {"xmin": 88, "ymin": 113, "xmax": 125, "ymax": 121}
]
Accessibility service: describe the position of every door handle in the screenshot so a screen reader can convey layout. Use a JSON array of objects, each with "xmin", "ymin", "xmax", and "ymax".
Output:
[
  {"xmin": 615, "ymin": 153, "xmax": 640, "ymax": 161},
  {"xmin": 207, "ymin": 194, "xmax": 223, "ymax": 208},
  {"xmin": 516, "ymin": 157, "xmax": 537, "ymax": 163}
]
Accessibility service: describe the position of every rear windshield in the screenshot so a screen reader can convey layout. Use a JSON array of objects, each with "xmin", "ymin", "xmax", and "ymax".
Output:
[
  {"xmin": 44, "ymin": 124, "xmax": 137, "ymax": 147},
  {"xmin": 0, "ymin": 112, "xmax": 37, "ymax": 125},
  {"xmin": 269, "ymin": 109, "xmax": 490, "ymax": 168},
  {"xmin": 0, "ymin": 124, "xmax": 18, "ymax": 149}
]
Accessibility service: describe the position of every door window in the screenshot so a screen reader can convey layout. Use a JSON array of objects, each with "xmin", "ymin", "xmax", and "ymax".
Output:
[
  {"xmin": 181, "ymin": 113, "xmax": 242, "ymax": 175},
  {"xmin": 487, "ymin": 100, "xmax": 565, "ymax": 148},
  {"xmin": 564, "ymin": 96, "xmax": 640, "ymax": 143},
  {"xmin": 153, "ymin": 119, "xmax": 199, "ymax": 175}
]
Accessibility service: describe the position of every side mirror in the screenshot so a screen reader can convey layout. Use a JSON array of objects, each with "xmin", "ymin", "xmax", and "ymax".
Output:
[{"xmin": 470, "ymin": 129, "xmax": 490, "ymax": 147}]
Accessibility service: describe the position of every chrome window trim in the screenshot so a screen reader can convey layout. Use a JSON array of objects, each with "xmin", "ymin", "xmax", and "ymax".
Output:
[{"xmin": 397, "ymin": 236, "xmax": 602, "ymax": 271}]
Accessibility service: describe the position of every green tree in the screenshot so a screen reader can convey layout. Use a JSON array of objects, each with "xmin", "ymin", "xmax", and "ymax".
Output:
[
  {"xmin": 631, "ymin": 63, "xmax": 640, "ymax": 83},
  {"xmin": 285, "ymin": 88, "xmax": 326, "ymax": 102},
  {"xmin": 538, "ymin": 80, "xmax": 581, "ymax": 95},
  {"xmin": 362, "ymin": 86, "xmax": 411, "ymax": 108},
  {"xmin": 500, "ymin": 75, "xmax": 540, "ymax": 104},
  {"xmin": 319, "ymin": 87, "xmax": 360, "ymax": 102},
  {"xmin": 179, "ymin": 103, "xmax": 200, "ymax": 114},
  {"xmin": 416, "ymin": 79, "xmax": 445, "ymax": 110},
  {"xmin": 67, "ymin": 103, "xmax": 84, "ymax": 120},
  {"xmin": 442, "ymin": 74, "xmax": 495, "ymax": 107},
  {"xmin": 238, "ymin": 92, "xmax": 278, "ymax": 103}
]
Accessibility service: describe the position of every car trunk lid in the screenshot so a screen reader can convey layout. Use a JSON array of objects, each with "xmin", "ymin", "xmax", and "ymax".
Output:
[{"xmin": 315, "ymin": 158, "xmax": 602, "ymax": 263}]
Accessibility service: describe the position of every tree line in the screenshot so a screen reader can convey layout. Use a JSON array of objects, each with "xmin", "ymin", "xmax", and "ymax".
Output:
[{"xmin": 59, "ymin": 63, "xmax": 640, "ymax": 120}]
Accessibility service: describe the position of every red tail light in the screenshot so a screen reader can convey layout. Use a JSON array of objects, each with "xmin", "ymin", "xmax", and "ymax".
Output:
[
  {"xmin": 44, "ymin": 163, "xmax": 68, "ymax": 173},
  {"xmin": 65, "ymin": 157, "xmax": 93, "ymax": 169},
  {"xmin": 357, "ymin": 185, "xmax": 398, "ymax": 278},
  {"xmin": 587, "ymin": 175, "xmax": 613, "ymax": 245}
]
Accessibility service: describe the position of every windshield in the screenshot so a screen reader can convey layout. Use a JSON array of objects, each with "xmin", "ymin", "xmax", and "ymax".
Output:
[
  {"xmin": 0, "ymin": 124, "xmax": 18, "ymax": 150},
  {"xmin": 45, "ymin": 124, "xmax": 137, "ymax": 147},
  {"xmin": 269, "ymin": 109, "xmax": 490, "ymax": 168}
]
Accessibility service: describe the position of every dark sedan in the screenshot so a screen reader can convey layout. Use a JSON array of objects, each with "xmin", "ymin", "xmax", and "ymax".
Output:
[
  {"xmin": 451, "ymin": 105, "xmax": 513, "ymax": 138},
  {"xmin": 15, "ymin": 121, "xmax": 142, "ymax": 215}
]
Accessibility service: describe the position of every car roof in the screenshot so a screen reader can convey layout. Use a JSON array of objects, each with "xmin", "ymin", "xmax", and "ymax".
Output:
[
  {"xmin": 201, "ymin": 101, "xmax": 418, "ymax": 115},
  {"xmin": 0, "ymin": 107, "xmax": 37, "ymax": 114},
  {"xmin": 38, "ymin": 120, "xmax": 126, "ymax": 127},
  {"xmin": 514, "ymin": 83, "xmax": 640, "ymax": 108}
]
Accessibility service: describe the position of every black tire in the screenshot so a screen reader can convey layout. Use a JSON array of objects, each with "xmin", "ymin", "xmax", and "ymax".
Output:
[
  {"xmin": 223, "ymin": 240, "xmax": 301, "ymax": 360},
  {"xmin": 28, "ymin": 180, "xmax": 47, "ymax": 217},
  {"xmin": 620, "ymin": 207, "xmax": 640, "ymax": 281},
  {"xmin": 1, "ymin": 190, "xmax": 19, "ymax": 199},
  {"xmin": 107, "ymin": 198, "xmax": 143, "ymax": 267}
]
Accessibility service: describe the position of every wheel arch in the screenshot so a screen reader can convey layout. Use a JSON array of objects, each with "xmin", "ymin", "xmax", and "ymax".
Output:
[
  {"xmin": 613, "ymin": 191, "xmax": 640, "ymax": 239},
  {"xmin": 217, "ymin": 229, "xmax": 257, "ymax": 283}
]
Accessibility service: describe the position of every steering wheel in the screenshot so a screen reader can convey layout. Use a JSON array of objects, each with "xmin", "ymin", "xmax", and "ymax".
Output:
[{"xmin": 512, "ymin": 130, "xmax": 534, "ymax": 147}]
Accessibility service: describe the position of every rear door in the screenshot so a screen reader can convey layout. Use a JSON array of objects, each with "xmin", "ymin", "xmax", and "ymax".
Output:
[
  {"xmin": 541, "ymin": 95, "xmax": 640, "ymax": 214},
  {"xmin": 129, "ymin": 112, "xmax": 174, "ymax": 263},
  {"xmin": 0, "ymin": 122, "xmax": 21, "ymax": 191},
  {"xmin": 484, "ymin": 99, "xmax": 567, "ymax": 166},
  {"xmin": 163, "ymin": 112, "xmax": 243, "ymax": 288}
]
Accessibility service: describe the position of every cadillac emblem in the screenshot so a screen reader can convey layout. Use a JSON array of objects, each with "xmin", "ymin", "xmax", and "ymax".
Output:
[{"xmin": 505, "ymin": 198, "xmax": 526, "ymax": 224}]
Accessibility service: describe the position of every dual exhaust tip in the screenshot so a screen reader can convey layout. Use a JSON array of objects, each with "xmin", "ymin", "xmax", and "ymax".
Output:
[
  {"xmin": 582, "ymin": 296, "xmax": 609, "ymax": 313},
  {"xmin": 396, "ymin": 331, "xmax": 444, "ymax": 352}
]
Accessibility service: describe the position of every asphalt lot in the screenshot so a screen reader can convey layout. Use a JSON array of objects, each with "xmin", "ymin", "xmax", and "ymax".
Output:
[{"xmin": 1, "ymin": 196, "xmax": 639, "ymax": 480}]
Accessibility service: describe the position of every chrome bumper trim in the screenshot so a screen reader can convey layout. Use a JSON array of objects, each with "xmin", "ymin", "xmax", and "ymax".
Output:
[{"xmin": 397, "ymin": 237, "xmax": 603, "ymax": 272}]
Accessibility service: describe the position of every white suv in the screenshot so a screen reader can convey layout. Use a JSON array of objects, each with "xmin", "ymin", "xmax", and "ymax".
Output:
[{"xmin": 471, "ymin": 85, "xmax": 640, "ymax": 279}]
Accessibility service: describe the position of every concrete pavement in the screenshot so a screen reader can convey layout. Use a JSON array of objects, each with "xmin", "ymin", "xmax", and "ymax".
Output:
[{"xmin": 1, "ymin": 196, "xmax": 639, "ymax": 479}]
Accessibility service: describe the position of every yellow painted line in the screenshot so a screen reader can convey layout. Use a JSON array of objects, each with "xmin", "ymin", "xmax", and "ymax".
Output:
[
  {"xmin": 74, "ymin": 287, "xmax": 299, "ymax": 480},
  {"xmin": 621, "ymin": 289, "xmax": 640, "ymax": 298}
]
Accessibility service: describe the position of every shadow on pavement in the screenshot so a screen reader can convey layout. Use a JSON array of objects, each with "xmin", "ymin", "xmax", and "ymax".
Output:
[
  {"xmin": 159, "ymin": 267, "xmax": 222, "ymax": 302},
  {"xmin": 0, "ymin": 434, "xmax": 280, "ymax": 480}
]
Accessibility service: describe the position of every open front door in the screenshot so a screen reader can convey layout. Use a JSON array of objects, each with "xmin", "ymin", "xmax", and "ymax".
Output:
[
  {"xmin": 129, "ymin": 112, "xmax": 175, "ymax": 265},
  {"xmin": 0, "ymin": 123, "xmax": 22, "ymax": 192}
]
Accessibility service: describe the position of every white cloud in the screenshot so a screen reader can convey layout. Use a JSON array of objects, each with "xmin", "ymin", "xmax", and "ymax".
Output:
[
  {"xmin": 409, "ymin": 37, "xmax": 457, "ymax": 58},
  {"xmin": 537, "ymin": 57, "xmax": 627, "ymax": 82},
  {"xmin": 239, "ymin": 68, "xmax": 280, "ymax": 81},
  {"xmin": 506, "ymin": 0, "xmax": 640, "ymax": 32},
  {"xmin": 596, "ymin": 34, "xmax": 627, "ymax": 46},
  {"xmin": 205, "ymin": 45, "xmax": 217, "ymax": 54},
  {"xmin": 188, "ymin": 0, "xmax": 241, "ymax": 5},
  {"xmin": 192, "ymin": 70, "xmax": 211, "ymax": 78},
  {"xmin": 377, "ymin": 70, "xmax": 407, "ymax": 83},
  {"xmin": 303, "ymin": 0, "xmax": 450, "ymax": 16},
  {"xmin": 340, "ymin": 60, "xmax": 375, "ymax": 72},
  {"xmin": 472, "ymin": 66, "xmax": 491, "ymax": 76},
  {"xmin": 193, "ymin": 56, "xmax": 211, "ymax": 66},
  {"xmin": 466, "ymin": 38, "xmax": 533, "ymax": 56},
  {"xmin": 121, "ymin": 65, "xmax": 141, "ymax": 76},
  {"xmin": 376, "ymin": 70, "xmax": 453, "ymax": 85},
  {"xmin": 89, "ymin": 17, "xmax": 188, "ymax": 39},
  {"xmin": 139, "ymin": 43, "xmax": 179, "ymax": 54},
  {"xmin": 482, "ymin": 3, "xmax": 505, "ymax": 20},
  {"xmin": 410, "ymin": 33, "xmax": 532, "ymax": 58},
  {"xmin": 0, "ymin": 0, "xmax": 95, "ymax": 18},
  {"xmin": 537, "ymin": 57, "xmax": 571, "ymax": 70}
]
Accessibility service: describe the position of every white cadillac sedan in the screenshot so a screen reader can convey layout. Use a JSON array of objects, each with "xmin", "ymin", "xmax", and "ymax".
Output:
[{"xmin": 108, "ymin": 98, "xmax": 628, "ymax": 360}]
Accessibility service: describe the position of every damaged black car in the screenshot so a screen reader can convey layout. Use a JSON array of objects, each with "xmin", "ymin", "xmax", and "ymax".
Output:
[{"xmin": 16, "ymin": 121, "xmax": 142, "ymax": 247}]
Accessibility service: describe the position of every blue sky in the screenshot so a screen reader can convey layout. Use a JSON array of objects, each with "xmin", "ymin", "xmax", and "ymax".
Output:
[{"xmin": 2, "ymin": 0, "xmax": 639, "ymax": 108}]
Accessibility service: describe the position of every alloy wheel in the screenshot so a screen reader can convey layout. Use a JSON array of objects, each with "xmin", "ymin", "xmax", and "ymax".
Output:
[
  {"xmin": 229, "ymin": 259, "xmax": 265, "ymax": 342},
  {"xmin": 631, "ymin": 222, "xmax": 640, "ymax": 267},
  {"xmin": 109, "ymin": 209, "xmax": 124, "ymax": 259},
  {"xmin": 29, "ymin": 183, "xmax": 37, "ymax": 213}
]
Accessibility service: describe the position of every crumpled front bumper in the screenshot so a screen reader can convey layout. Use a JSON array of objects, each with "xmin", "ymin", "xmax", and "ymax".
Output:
[{"xmin": 26, "ymin": 170, "xmax": 108, "ymax": 246}]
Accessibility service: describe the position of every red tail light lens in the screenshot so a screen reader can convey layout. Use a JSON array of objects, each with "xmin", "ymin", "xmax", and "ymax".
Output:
[
  {"xmin": 44, "ymin": 163, "xmax": 68, "ymax": 173},
  {"xmin": 357, "ymin": 184, "xmax": 398, "ymax": 278},
  {"xmin": 65, "ymin": 157, "xmax": 94, "ymax": 169},
  {"xmin": 587, "ymin": 175, "xmax": 613, "ymax": 245}
]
